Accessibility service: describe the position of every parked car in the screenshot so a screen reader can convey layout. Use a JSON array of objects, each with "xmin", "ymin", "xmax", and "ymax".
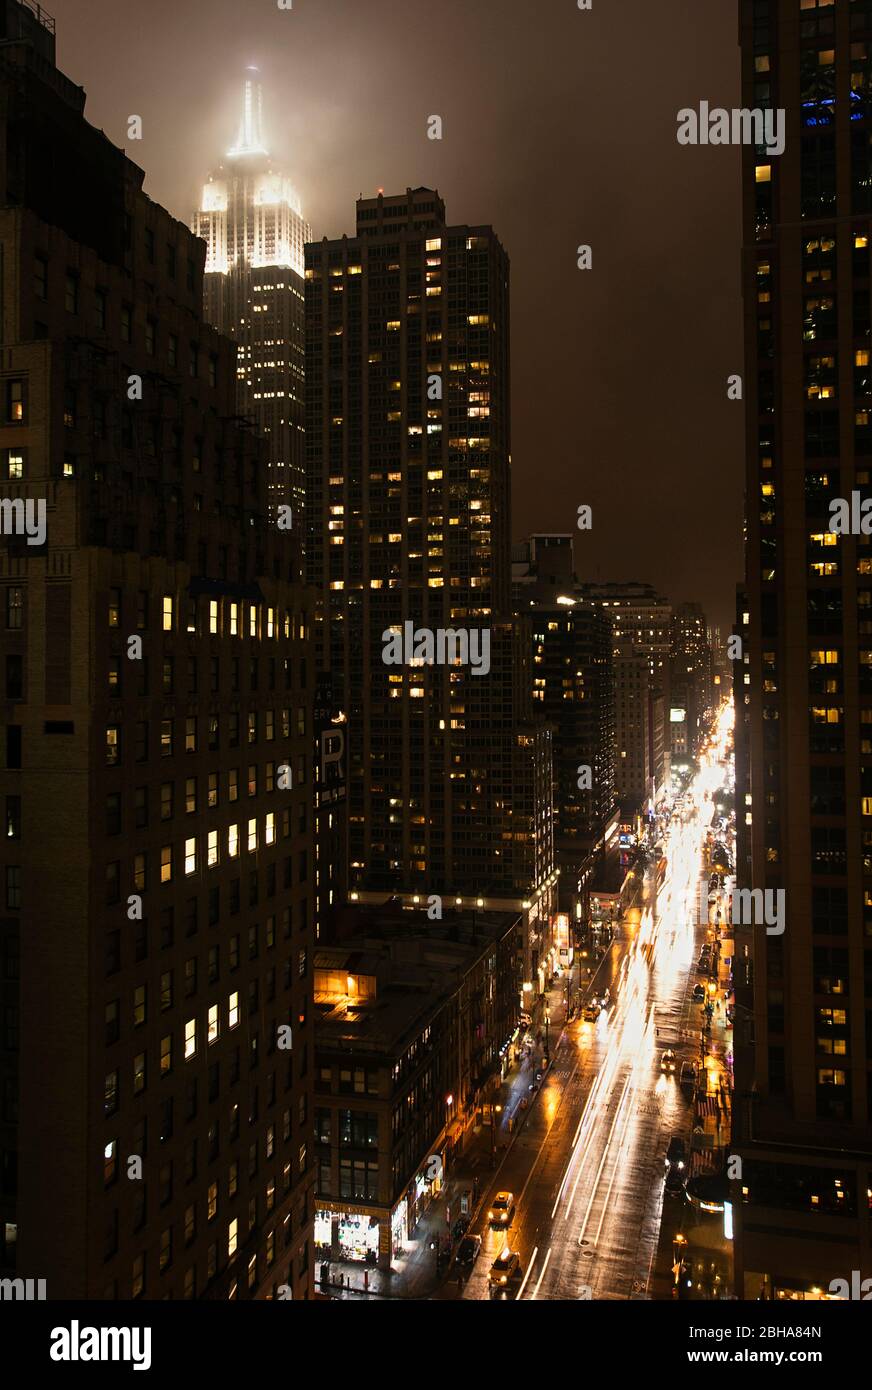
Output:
[
  {"xmin": 488, "ymin": 1191, "xmax": 515, "ymax": 1226},
  {"xmin": 665, "ymin": 1166, "xmax": 687, "ymax": 1198},
  {"xmin": 692, "ymin": 984, "xmax": 706, "ymax": 1001},
  {"xmin": 456, "ymin": 1234, "xmax": 482, "ymax": 1270},
  {"xmin": 489, "ymin": 1248, "xmax": 522, "ymax": 1291},
  {"xmin": 679, "ymin": 1061, "xmax": 697, "ymax": 1092}
]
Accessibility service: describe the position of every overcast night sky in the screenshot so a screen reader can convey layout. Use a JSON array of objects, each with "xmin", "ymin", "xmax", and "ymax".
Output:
[{"xmin": 50, "ymin": 0, "xmax": 743, "ymax": 632}]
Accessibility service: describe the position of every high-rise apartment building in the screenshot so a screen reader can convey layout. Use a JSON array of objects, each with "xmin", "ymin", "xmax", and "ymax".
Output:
[
  {"xmin": 669, "ymin": 601, "xmax": 713, "ymax": 763},
  {"xmin": 513, "ymin": 536, "xmax": 616, "ymax": 917},
  {"xmin": 194, "ymin": 71, "xmax": 310, "ymax": 526},
  {"xmin": 305, "ymin": 188, "xmax": 555, "ymax": 968},
  {"xmin": 0, "ymin": 5, "xmax": 315, "ymax": 1299},
  {"xmin": 579, "ymin": 579, "xmax": 672, "ymax": 800},
  {"xmin": 734, "ymin": 0, "xmax": 872, "ymax": 1297},
  {"xmin": 615, "ymin": 652, "xmax": 652, "ymax": 805}
]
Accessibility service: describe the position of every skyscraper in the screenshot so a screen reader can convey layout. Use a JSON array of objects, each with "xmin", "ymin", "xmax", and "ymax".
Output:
[
  {"xmin": 734, "ymin": 0, "xmax": 872, "ymax": 1297},
  {"xmin": 305, "ymin": 189, "xmax": 555, "ymax": 973},
  {"xmin": 513, "ymin": 535, "xmax": 617, "ymax": 917},
  {"xmin": 0, "ymin": 6, "xmax": 315, "ymax": 1299},
  {"xmin": 669, "ymin": 602, "xmax": 713, "ymax": 763},
  {"xmin": 194, "ymin": 70, "xmax": 310, "ymax": 525},
  {"xmin": 578, "ymin": 580, "xmax": 672, "ymax": 801}
]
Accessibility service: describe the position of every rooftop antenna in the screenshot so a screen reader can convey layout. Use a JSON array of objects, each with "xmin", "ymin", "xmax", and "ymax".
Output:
[{"xmin": 227, "ymin": 66, "xmax": 268, "ymax": 158}]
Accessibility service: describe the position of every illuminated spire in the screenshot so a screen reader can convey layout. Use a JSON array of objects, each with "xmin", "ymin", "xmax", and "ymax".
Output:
[{"xmin": 227, "ymin": 67, "xmax": 268, "ymax": 158}]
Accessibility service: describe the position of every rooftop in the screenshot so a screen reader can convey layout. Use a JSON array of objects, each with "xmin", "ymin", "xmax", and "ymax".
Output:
[{"xmin": 314, "ymin": 902, "xmax": 520, "ymax": 1058}]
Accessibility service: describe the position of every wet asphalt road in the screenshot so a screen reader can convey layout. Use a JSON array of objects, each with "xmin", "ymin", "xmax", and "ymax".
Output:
[{"xmin": 450, "ymin": 730, "xmax": 732, "ymax": 1302}]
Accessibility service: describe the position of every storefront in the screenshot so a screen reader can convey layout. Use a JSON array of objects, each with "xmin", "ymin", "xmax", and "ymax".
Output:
[
  {"xmin": 314, "ymin": 1210, "xmax": 331, "ymax": 1252},
  {"xmin": 338, "ymin": 1212, "xmax": 379, "ymax": 1262},
  {"xmin": 407, "ymin": 1154, "xmax": 444, "ymax": 1233},
  {"xmin": 314, "ymin": 1203, "xmax": 387, "ymax": 1266},
  {"xmin": 391, "ymin": 1198, "xmax": 408, "ymax": 1258}
]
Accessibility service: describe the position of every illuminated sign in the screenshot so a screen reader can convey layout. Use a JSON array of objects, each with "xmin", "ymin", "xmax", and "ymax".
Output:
[{"xmin": 670, "ymin": 707, "xmax": 686, "ymax": 723}]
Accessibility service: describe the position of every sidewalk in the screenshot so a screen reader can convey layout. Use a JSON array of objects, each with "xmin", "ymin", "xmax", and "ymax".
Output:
[
  {"xmin": 651, "ymin": 937, "xmax": 735, "ymax": 1300},
  {"xmin": 320, "ymin": 976, "xmax": 571, "ymax": 1300}
]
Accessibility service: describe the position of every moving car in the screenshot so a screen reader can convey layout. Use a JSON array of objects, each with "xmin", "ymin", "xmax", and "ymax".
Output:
[
  {"xmin": 666, "ymin": 1136, "xmax": 687, "ymax": 1171},
  {"xmin": 660, "ymin": 1048, "xmax": 677, "ymax": 1073},
  {"xmin": 489, "ymin": 1248, "xmax": 522, "ymax": 1290},
  {"xmin": 488, "ymin": 1191, "xmax": 515, "ymax": 1226},
  {"xmin": 583, "ymin": 1003, "xmax": 601, "ymax": 1022},
  {"xmin": 692, "ymin": 984, "xmax": 706, "ymax": 1001},
  {"xmin": 456, "ymin": 1234, "xmax": 482, "ymax": 1270}
]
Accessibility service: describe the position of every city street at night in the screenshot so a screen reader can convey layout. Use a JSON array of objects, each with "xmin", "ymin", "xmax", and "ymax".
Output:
[
  {"xmin": 451, "ymin": 720, "xmax": 734, "ymax": 1301},
  {"xmin": 2, "ymin": 0, "xmax": 867, "ymax": 1371}
]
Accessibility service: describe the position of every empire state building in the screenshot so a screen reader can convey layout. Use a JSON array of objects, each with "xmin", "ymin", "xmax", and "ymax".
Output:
[{"xmin": 194, "ymin": 70, "xmax": 310, "ymax": 523}]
